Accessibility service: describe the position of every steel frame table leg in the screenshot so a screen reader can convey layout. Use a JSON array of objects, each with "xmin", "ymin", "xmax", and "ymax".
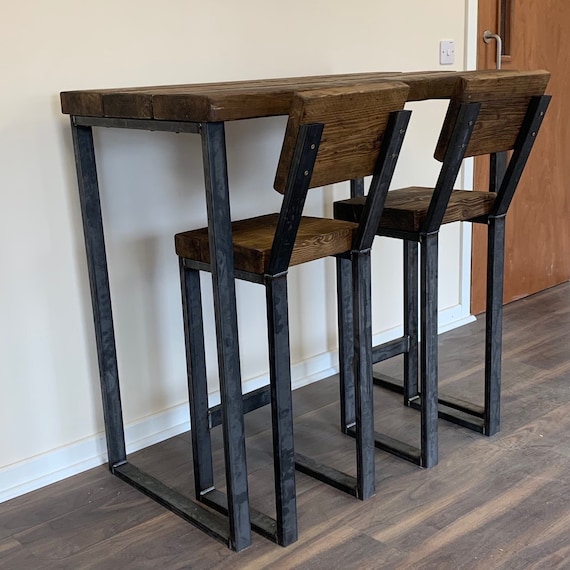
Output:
[
  {"xmin": 71, "ymin": 118, "xmax": 251, "ymax": 551},
  {"xmin": 200, "ymin": 122, "xmax": 251, "ymax": 551},
  {"xmin": 71, "ymin": 122, "xmax": 126, "ymax": 469}
]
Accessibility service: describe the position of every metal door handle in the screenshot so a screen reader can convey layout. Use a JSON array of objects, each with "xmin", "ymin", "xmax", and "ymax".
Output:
[{"xmin": 483, "ymin": 30, "xmax": 503, "ymax": 70}]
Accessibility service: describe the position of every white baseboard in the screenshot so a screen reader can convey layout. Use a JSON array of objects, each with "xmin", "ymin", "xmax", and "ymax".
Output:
[{"xmin": 0, "ymin": 303, "xmax": 475, "ymax": 504}]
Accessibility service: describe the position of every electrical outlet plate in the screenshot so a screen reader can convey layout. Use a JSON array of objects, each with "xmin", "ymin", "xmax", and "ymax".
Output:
[{"xmin": 440, "ymin": 40, "xmax": 455, "ymax": 65}]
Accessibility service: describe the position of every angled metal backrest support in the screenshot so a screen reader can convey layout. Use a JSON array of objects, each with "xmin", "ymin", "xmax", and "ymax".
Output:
[
  {"xmin": 268, "ymin": 82, "xmax": 411, "ymax": 274},
  {"xmin": 491, "ymin": 94, "xmax": 551, "ymax": 216},
  {"xmin": 423, "ymin": 69, "xmax": 551, "ymax": 233},
  {"xmin": 422, "ymin": 101, "xmax": 481, "ymax": 234}
]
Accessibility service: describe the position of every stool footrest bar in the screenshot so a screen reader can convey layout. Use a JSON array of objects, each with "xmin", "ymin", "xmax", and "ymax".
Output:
[
  {"xmin": 372, "ymin": 336, "xmax": 410, "ymax": 364},
  {"xmin": 200, "ymin": 488, "xmax": 280, "ymax": 544},
  {"xmin": 209, "ymin": 385, "xmax": 271, "ymax": 428},
  {"xmin": 346, "ymin": 426, "xmax": 421, "ymax": 466},
  {"xmin": 294, "ymin": 453, "xmax": 358, "ymax": 498}
]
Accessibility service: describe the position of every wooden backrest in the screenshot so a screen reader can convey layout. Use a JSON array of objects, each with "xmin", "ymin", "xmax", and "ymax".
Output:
[
  {"xmin": 434, "ymin": 70, "xmax": 550, "ymax": 161},
  {"xmin": 274, "ymin": 82, "xmax": 410, "ymax": 193}
]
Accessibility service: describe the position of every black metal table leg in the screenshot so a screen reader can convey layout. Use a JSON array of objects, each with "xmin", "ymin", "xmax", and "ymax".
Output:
[
  {"xmin": 71, "ymin": 118, "xmax": 242, "ymax": 550},
  {"xmin": 71, "ymin": 121, "xmax": 126, "ymax": 469},
  {"xmin": 201, "ymin": 122, "xmax": 252, "ymax": 552}
]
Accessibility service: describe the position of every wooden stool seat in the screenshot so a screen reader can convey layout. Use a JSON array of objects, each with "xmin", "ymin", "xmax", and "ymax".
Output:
[
  {"xmin": 175, "ymin": 214, "xmax": 358, "ymax": 274},
  {"xmin": 335, "ymin": 187, "xmax": 498, "ymax": 232}
]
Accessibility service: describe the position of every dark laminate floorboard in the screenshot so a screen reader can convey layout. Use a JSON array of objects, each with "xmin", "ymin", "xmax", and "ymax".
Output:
[{"xmin": 1, "ymin": 282, "xmax": 568, "ymax": 569}]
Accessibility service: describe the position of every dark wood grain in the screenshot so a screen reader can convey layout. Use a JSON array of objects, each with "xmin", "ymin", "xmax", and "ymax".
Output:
[
  {"xmin": 61, "ymin": 70, "xmax": 525, "ymax": 123},
  {"xmin": 335, "ymin": 187, "xmax": 498, "ymax": 232},
  {"xmin": 274, "ymin": 82, "xmax": 408, "ymax": 192},
  {"xmin": 435, "ymin": 69, "xmax": 550, "ymax": 160},
  {"xmin": 175, "ymin": 214, "xmax": 358, "ymax": 274},
  {"xmin": 1, "ymin": 283, "xmax": 568, "ymax": 569}
]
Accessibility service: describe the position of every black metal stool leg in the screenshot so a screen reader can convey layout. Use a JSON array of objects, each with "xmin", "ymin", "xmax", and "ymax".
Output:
[
  {"xmin": 180, "ymin": 261, "xmax": 215, "ymax": 497},
  {"xmin": 484, "ymin": 215, "xmax": 505, "ymax": 436},
  {"xmin": 337, "ymin": 254, "xmax": 355, "ymax": 433},
  {"xmin": 403, "ymin": 239, "xmax": 419, "ymax": 403},
  {"xmin": 420, "ymin": 232, "xmax": 439, "ymax": 468},
  {"xmin": 352, "ymin": 250, "xmax": 376, "ymax": 499},
  {"xmin": 265, "ymin": 274, "xmax": 298, "ymax": 547}
]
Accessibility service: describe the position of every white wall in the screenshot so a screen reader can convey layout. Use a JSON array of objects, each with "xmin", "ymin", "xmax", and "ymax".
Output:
[{"xmin": 0, "ymin": 0, "xmax": 475, "ymax": 501}]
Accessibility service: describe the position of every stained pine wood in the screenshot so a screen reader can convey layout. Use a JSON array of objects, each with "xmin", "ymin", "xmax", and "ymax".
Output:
[
  {"xmin": 175, "ymin": 214, "xmax": 358, "ymax": 274},
  {"xmin": 472, "ymin": 0, "xmax": 570, "ymax": 313},
  {"xmin": 1, "ymin": 283, "xmax": 568, "ymax": 568},
  {"xmin": 335, "ymin": 187, "xmax": 498, "ymax": 232},
  {"xmin": 274, "ymin": 82, "xmax": 409, "ymax": 192},
  {"xmin": 434, "ymin": 69, "xmax": 549, "ymax": 160},
  {"xmin": 61, "ymin": 70, "xmax": 519, "ymax": 123}
]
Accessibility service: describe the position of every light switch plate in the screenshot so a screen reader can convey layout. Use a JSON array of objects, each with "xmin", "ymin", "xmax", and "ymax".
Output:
[{"xmin": 440, "ymin": 40, "xmax": 455, "ymax": 65}]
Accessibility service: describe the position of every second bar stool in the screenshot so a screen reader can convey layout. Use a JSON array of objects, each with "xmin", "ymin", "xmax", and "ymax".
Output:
[
  {"xmin": 334, "ymin": 70, "xmax": 551, "ymax": 467},
  {"xmin": 175, "ymin": 82, "xmax": 411, "ymax": 546}
]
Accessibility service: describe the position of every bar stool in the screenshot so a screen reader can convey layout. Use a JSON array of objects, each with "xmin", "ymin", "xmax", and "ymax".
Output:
[
  {"xmin": 334, "ymin": 70, "xmax": 551, "ymax": 468},
  {"xmin": 175, "ymin": 82, "xmax": 411, "ymax": 546}
]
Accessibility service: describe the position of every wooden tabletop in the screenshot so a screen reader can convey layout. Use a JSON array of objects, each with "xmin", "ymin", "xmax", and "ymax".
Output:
[
  {"xmin": 60, "ymin": 70, "xmax": 514, "ymax": 123},
  {"xmin": 60, "ymin": 71, "xmax": 450, "ymax": 122}
]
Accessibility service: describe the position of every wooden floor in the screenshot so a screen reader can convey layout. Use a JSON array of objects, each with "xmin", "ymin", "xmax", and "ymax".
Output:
[{"xmin": 2, "ymin": 283, "xmax": 569, "ymax": 569}]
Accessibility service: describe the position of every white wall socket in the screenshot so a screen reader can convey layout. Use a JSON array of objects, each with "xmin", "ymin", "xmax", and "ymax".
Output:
[{"xmin": 440, "ymin": 40, "xmax": 455, "ymax": 65}]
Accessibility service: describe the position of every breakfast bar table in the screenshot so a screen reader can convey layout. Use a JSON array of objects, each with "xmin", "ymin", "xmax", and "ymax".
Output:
[{"xmin": 61, "ymin": 70, "xmax": 471, "ymax": 551}]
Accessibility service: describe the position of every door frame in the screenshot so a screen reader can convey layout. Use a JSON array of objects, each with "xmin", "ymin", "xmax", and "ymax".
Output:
[{"xmin": 455, "ymin": 0, "xmax": 479, "ymax": 324}]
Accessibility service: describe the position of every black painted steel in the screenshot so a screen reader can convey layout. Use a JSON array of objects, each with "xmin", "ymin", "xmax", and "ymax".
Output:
[
  {"xmin": 352, "ymin": 250, "xmax": 376, "ymax": 499},
  {"xmin": 334, "ymin": 102, "xmax": 483, "ymax": 469},
  {"xmin": 484, "ymin": 215, "xmax": 505, "ymax": 436},
  {"xmin": 419, "ymin": 232, "xmax": 439, "ymax": 468},
  {"xmin": 180, "ymin": 262, "xmax": 214, "ymax": 497},
  {"xmin": 73, "ymin": 115, "xmax": 201, "ymax": 134},
  {"xmin": 403, "ymin": 240, "xmax": 419, "ymax": 402},
  {"xmin": 492, "ymin": 96, "xmax": 551, "ymax": 216},
  {"xmin": 201, "ymin": 122, "xmax": 251, "ymax": 551},
  {"xmin": 267, "ymin": 124, "xmax": 323, "ymax": 275},
  {"xmin": 337, "ymin": 254, "xmax": 355, "ymax": 431},
  {"xmin": 371, "ymin": 336, "xmax": 410, "ymax": 365},
  {"xmin": 354, "ymin": 110, "xmax": 412, "ymax": 251},
  {"xmin": 346, "ymin": 426, "xmax": 421, "ymax": 465},
  {"xmin": 70, "ymin": 116, "xmax": 258, "ymax": 551},
  {"xmin": 265, "ymin": 273, "xmax": 297, "ymax": 546},
  {"xmin": 350, "ymin": 178, "xmax": 365, "ymax": 198},
  {"xmin": 201, "ymin": 489, "xmax": 278, "ymax": 543},
  {"xmin": 422, "ymin": 102, "xmax": 481, "ymax": 234},
  {"xmin": 208, "ymin": 384, "xmax": 272, "ymax": 428},
  {"xmin": 113, "ymin": 463, "xmax": 232, "ymax": 547},
  {"xmin": 294, "ymin": 453, "xmax": 358, "ymax": 497},
  {"xmin": 71, "ymin": 121, "xmax": 126, "ymax": 468}
]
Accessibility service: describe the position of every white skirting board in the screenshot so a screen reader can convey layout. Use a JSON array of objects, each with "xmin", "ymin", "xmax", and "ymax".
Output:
[{"xmin": 0, "ymin": 303, "xmax": 474, "ymax": 504}]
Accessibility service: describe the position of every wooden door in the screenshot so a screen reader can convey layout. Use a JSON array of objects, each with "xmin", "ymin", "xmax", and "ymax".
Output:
[{"xmin": 472, "ymin": 0, "xmax": 570, "ymax": 314}]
